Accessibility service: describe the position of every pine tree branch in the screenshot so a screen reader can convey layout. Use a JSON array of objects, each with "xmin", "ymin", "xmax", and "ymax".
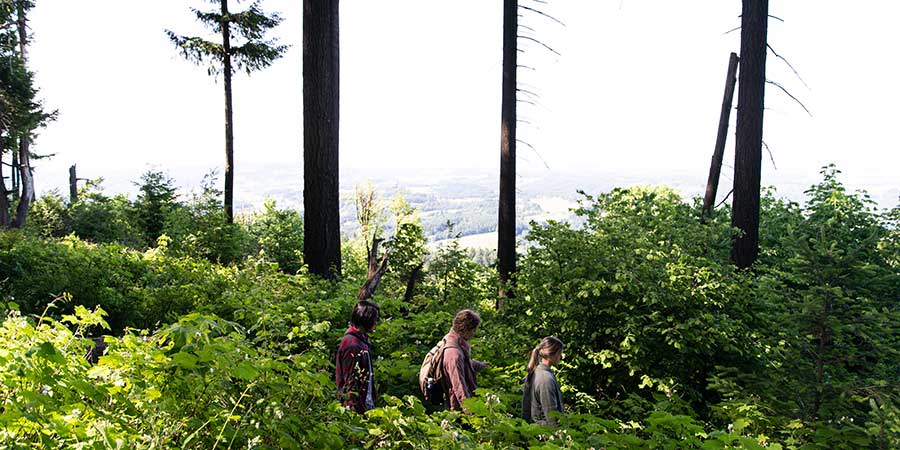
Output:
[
  {"xmin": 518, "ymin": 35, "xmax": 561, "ymax": 56},
  {"xmin": 516, "ymin": 88, "xmax": 541, "ymax": 99},
  {"xmin": 516, "ymin": 139, "xmax": 550, "ymax": 169},
  {"xmin": 767, "ymin": 44, "xmax": 809, "ymax": 89},
  {"xmin": 519, "ymin": 5, "xmax": 566, "ymax": 27},
  {"xmin": 762, "ymin": 140, "xmax": 777, "ymax": 170},
  {"xmin": 766, "ymin": 80, "xmax": 812, "ymax": 116}
]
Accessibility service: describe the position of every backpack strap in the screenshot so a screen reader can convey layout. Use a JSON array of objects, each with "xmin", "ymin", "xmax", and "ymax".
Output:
[{"xmin": 432, "ymin": 338, "xmax": 461, "ymax": 382}]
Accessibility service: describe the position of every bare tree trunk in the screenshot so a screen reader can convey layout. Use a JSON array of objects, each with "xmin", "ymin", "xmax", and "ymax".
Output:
[
  {"xmin": 731, "ymin": 0, "xmax": 768, "ymax": 269},
  {"xmin": 402, "ymin": 262, "xmax": 424, "ymax": 303},
  {"xmin": 702, "ymin": 52, "xmax": 739, "ymax": 219},
  {"xmin": 222, "ymin": 0, "xmax": 235, "ymax": 224},
  {"xmin": 10, "ymin": 148, "xmax": 18, "ymax": 197},
  {"xmin": 497, "ymin": 0, "xmax": 518, "ymax": 300},
  {"xmin": 0, "ymin": 150, "xmax": 9, "ymax": 227},
  {"xmin": 357, "ymin": 237, "xmax": 389, "ymax": 301},
  {"xmin": 12, "ymin": 137, "xmax": 33, "ymax": 228},
  {"xmin": 69, "ymin": 164, "xmax": 78, "ymax": 204},
  {"xmin": 303, "ymin": 0, "xmax": 342, "ymax": 279}
]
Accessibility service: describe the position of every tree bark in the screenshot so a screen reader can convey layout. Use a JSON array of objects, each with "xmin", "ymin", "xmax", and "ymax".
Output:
[
  {"xmin": 10, "ymin": 145, "xmax": 18, "ymax": 197},
  {"xmin": 222, "ymin": 0, "xmax": 235, "ymax": 224},
  {"xmin": 357, "ymin": 237, "xmax": 389, "ymax": 301},
  {"xmin": 702, "ymin": 52, "xmax": 739, "ymax": 219},
  {"xmin": 402, "ymin": 262, "xmax": 424, "ymax": 303},
  {"xmin": 731, "ymin": 0, "xmax": 768, "ymax": 268},
  {"xmin": 0, "ymin": 151, "xmax": 9, "ymax": 227},
  {"xmin": 303, "ymin": 0, "xmax": 342, "ymax": 279},
  {"xmin": 11, "ymin": 1, "xmax": 32, "ymax": 229},
  {"xmin": 12, "ymin": 137, "xmax": 33, "ymax": 228},
  {"xmin": 69, "ymin": 165, "xmax": 78, "ymax": 204},
  {"xmin": 497, "ymin": 0, "xmax": 518, "ymax": 299}
]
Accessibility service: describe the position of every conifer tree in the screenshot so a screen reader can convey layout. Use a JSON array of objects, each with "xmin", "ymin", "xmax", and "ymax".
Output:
[
  {"xmin": 166, "ymin": 0, "xmax": 287, "ymax": 224},
  {"xmin": 0, "ymin": 0, "xmax": 55, "ymax": 229}
]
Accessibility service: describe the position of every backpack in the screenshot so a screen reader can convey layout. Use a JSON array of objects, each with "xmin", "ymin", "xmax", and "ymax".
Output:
[{"xmin": 418, "ymin": 338, "xmax": 459, "ymax": 406}]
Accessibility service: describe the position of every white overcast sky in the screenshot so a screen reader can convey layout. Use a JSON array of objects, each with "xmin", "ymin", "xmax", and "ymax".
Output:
[{"xmin": 27, "ymin": 0, "xmax": 900, "ymax": 201}]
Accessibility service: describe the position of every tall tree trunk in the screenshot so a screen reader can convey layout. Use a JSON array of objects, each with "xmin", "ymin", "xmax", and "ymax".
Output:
[
  {"xmin": 221, "ymin": 0, "xmax": 235, "ymax": 224},
  {"xmin": 0, "ymin": 151, "xmax": 9, "ymax": 227},
  {"xmin": 10, "ymin": 148, "xmax": 18, "ymax": 196},
  {"xmin": 69, "ymin": 164, "xmax": 78, "ymax": 204},
  {"xmin": 497, "ymin": 0, "xmax": 517, "ymax": 299},
  {"xmin": 12, "ymin": 137, "xmax": 33, "ymax": 228},
  {"xmin": 731, "ymin": 0, "xmax": 768, "ymax": 268},
  {"xmin": 303, "ymin": 0, "xmax": 342, "ymax": 279},
  {"xmin": 702, "ymin": 52, "xmax": 739, "ymax": 219},
  {"xmin": 11, "ymin": 0, "xmax": 32, "ymax": 229}
]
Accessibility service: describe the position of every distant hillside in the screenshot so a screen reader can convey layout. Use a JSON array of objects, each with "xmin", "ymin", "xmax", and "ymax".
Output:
[{"xmin": 40, "ymin": 162, "xmax": 899, "ymax": 247}]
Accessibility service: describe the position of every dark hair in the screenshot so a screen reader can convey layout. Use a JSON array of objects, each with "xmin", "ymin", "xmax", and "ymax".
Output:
[
  {"xmin": 452, "ymin": 309, "xmax": 481, "ymax": 335},
  {"xmin": 527, "ymin": 336, "xmax": 564, "ymax": 373},
  {"xmin": 350, "ymin": 300, "xmax": 380, "ymax": 331}
]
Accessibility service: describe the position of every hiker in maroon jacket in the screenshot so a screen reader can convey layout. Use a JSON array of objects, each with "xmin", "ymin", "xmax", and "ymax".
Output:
[
  {"xmin": 335, "ymin": 301, "xmax": 379, "ymax": 413},
  {"xmin": 441, "ymin": 309, "xmax": 490, "ymax": 411}
]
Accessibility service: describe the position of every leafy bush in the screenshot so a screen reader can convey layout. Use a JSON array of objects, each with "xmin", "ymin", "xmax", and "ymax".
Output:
[
  {"xmin": 243, "ymin": 199, "xmax": 304, "ymax": 274},
  {"xmin": 1, "ymin": 167, "xmax": 897, "ymax": 448},
  {"xmin": 163, "ymin": 172, "xmax": 249, "ymax": 265}
]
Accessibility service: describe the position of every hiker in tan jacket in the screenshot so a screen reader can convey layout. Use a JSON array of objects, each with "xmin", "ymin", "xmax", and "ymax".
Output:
[{"xmin": 441, "ymin": 309, "xmax": 489, "ymax": 411}]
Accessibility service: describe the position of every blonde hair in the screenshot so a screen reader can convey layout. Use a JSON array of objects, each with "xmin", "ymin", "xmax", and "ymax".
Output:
[{"xmin": 527, "ymin": 336, "xmax": 564, "ymax": 373}]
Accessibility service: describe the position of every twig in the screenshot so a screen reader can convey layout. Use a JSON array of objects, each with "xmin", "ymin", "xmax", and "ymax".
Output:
[
  {"xmin": 766, "ymin": 80, "xmax": 812, "ymax": 116},
  {"xmin": 516, "ymin": 87, "xmax": 541, "ymax": 99},
  {"xmin": 518, "ymin": 35, "xmax": 561, "ymax": 56},
  {"xmin": 723, "ymin": 25, "xmax": 741, "ymax": 36},
  {"xmin": 768, "ymin": 44, "xmax": 809, "ymax": 89},
  {"xmin": 517, "ymin": 64, "xmax": 536, "ymax": 71},
  {"xmin": 716, "ymin": 189, "xmax": 734, "ymax": 208},
  {"xmin": 516, "ymin": 98, "xmax": 537, "ymax": 106},
  {"xmin": 518, "ymin": 24, "xmax": 536, "ymax": 34},
  {"xmin": 768, "ymin": 14, "xmax": 784, "ymax": 22},
  {"xmin": 762, "ymin": 140, "xmax": 777, "ymax": 170},
  {"xmin": 517, "ymin": 139, "xmax": 550, "ymax": 169},
  {"xmin": 519, "ymin": 5, "xmax": 566, "ymax": 27}
]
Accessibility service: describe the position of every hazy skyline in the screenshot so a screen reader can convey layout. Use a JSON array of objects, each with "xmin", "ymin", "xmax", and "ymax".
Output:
[{"xmin": 27, "ymin": 1, "xmax": 900, "ymax": 207}]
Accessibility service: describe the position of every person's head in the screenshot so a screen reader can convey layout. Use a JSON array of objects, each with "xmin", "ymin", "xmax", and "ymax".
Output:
[
  {"xmin": 350, "ymin": 300, "xmax": 380, "ymax": 333},
  {"xmin": 451, "ymin": 309, "xmax": 481, "ymax": 340},
  {"xmin": 527, "ymin": 336, "xmax": 564, "ymax": 372}
]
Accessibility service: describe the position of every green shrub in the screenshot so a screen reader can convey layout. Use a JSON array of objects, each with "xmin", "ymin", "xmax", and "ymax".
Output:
[{"xmin": 244, "ymin": 199, "xmax": 304, "ymax": 274}]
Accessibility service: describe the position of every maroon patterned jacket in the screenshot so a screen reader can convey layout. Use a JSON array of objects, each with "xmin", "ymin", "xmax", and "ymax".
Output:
[{"xmin": 335, "ymin": 326, "xmax": 376, "ymax": 413}]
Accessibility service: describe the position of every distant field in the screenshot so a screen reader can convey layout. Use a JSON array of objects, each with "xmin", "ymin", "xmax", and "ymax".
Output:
[{"xmin": 430, "ymin": 231, "xmax": 498, "ymax": 250}]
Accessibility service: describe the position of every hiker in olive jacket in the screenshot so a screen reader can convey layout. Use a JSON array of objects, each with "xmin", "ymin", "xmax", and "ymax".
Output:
[
  {"xmin": 441, "ymin": 309, "xmax": 489, "ymax": 411},
  {"xmin": 522, "ymin": 336, "xmax": 565, "ymax": 426}
]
